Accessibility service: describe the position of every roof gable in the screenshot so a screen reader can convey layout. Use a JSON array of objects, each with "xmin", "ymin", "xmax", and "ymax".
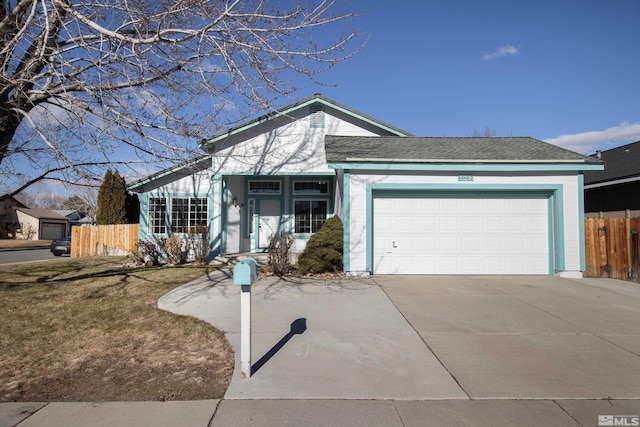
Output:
[
  {"xmin": 325, "ymin": 136, "xmax": 603, "ymax": 164},
  {"xmin": 199, "ymin": 94, "xmax": 412, "ymax": 152}
]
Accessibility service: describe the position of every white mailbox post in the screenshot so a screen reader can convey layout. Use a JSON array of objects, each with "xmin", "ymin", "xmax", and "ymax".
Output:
[{"xmin": 233, "ymin": 258, "xmax": 258, "ymax": 378}]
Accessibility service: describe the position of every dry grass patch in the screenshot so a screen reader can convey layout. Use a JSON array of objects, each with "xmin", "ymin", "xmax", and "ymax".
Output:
[
  {"xmin": 0, "ymin": 240, "xmax": 51, "ymax": 249},
  {"xmin": 0, "ymin": 257, "xmax": 233, "ymax": 402}
]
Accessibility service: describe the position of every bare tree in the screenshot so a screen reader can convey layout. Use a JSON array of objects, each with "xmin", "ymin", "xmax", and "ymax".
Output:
[
  {"xmin": 0, "ymin": 0, "xmax": 363, "ymax": 201},
  {"xmin": 471, "ymin": 127, "xmax": 497, "ymax": 137}
]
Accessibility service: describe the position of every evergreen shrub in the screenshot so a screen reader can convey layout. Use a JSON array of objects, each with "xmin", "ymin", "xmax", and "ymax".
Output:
[{"xmin": 297, "ymin": 215, "xmax": 343, "ymax": 275}]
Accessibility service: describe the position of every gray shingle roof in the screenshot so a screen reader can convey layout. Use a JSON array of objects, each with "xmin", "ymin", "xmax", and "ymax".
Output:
[
  {"xmin": 325, "ymin": 136, "xmax": 601, "ymax": 164},
  {"xmin": 15, "ymin": 207, "xmax": 69, "ymax": 220},
  {"xmin": 584, "ymin": 140, "xmax": 640, "ymax": 185}
]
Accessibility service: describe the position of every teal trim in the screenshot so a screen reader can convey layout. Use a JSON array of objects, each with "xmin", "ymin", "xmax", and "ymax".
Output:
[
  {"xmin": 243, "ymin": 176, "xmax": 285, "ymax": 243},
  {"xmin": 203, "ymin": 97, "xmax": 409, "ymax": 147},
  {"xmin": 209, "ymin": 158, "xmax": 216, "ymax": 257},
  {"xmin": 211, "ymin": 176, "xmax": 222, "ymax": 256},
  {"xmin": 221, "ymin": 178, "xmax": 228, "ymax": 254},
  {"xmin": 547, "ymin": 198, "xmax": 554, "ymax": 273},
  {"xmin": 366, "ymin": 185, "xmax": 373, "ymax": 273},
  {"xmin": 578, "ymin": 173, "xmax": 586, "ymax": 271},
  {"xmin": 365, "ymin": 183, "xmax": 565, "ymax": 275},
  {"xmin": 139, "ymin": 194, "xmax": 150, "ymax": 240},
  {"xmin": 318, "ymin": 100, "xmax": 410, "ymax": 136},
  {"xmin": 214, "ymin": 171, "xmax": 336, "ymax": 178},
  {"xmin": 289, "ymin": 176, "xmax": 334, "ymax": 238},
  {"xmin": 142, "ymin": 192, "xmax": 209, "ymax": 239},
  {"xmin": 128, "ymin": 156, "xmax": 210, "ymax": 191},
  {"xmin": 554, "ymin": 186, "xmax": 565, "ymax": 272},
  {"xmin": 343, "ymin": 170, "xmax": 351, "ymax": 272},
  {"xmin": 328, "ymin": 163, "xmax": 605, "ymax": 172}
]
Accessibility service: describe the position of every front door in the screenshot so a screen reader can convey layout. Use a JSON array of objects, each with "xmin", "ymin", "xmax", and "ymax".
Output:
[{"xmin": 258, "ymin": 199, "xmax": 281, "ymax": 249}]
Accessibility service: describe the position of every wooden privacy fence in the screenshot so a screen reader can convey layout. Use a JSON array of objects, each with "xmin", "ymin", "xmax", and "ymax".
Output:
[
  {"xmin": 584, "ymin": 218, "xmax": 640, "ymax": 281},
  {"xmin": 71, "ymin": 224, "xmax": 139, "ymax": 257}
]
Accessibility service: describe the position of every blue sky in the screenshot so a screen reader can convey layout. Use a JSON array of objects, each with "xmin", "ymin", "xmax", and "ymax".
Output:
[{"xmin": 299, "ymin": 0, "xmax": 640, "ymax": 154}]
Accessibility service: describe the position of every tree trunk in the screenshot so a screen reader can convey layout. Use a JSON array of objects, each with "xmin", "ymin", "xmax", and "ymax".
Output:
[{"xmin": 0, "ymin": 109, "xmax": 21, "ymax": 166}]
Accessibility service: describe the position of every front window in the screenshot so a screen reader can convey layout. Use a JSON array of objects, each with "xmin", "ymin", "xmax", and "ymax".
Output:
[
  {"xmin": 248, "ymin": 180, "xmax": 281, "ymax": 194},
  {"xmin": 294, "ymin": 200, "xmax": 327, "ymax": 234},
  {"xmin": 148, "ymin": 197, "xmax": 167, "ymax": 234},
  {"xmin": 171, "ymin": 197, "xmax": 208, "ymax": 233},
  {"xmin": 293, "ymin": 181, "xmax": 329, "ymax": 195}
]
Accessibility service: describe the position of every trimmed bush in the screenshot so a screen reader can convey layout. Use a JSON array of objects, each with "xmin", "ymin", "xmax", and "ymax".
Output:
[{"xmin": 298, "ymin": 215, "xmax": 343, "ymax": 275}]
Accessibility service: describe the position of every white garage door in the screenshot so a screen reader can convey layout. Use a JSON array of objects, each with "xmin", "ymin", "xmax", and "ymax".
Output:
[
  {"xmin": 373, "ymin": 196, "xmax": 549, "ymax": 275},
  {"xmin": 41, "ymin": 223, "xmax": 65, "ymax": 240}
]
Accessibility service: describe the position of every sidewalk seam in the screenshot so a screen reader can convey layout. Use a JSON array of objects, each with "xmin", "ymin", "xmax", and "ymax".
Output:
[
  {"xmin": 207, "ymin": 400, "xmax": 222, "ymax": 427},
  {"xmin": 15, "ymin": 402, "xmax": 50, "ymax": 427},
  {"xmin": 552, "ymin": 400, "xmax": 585, "ymax": 427},
  {"xmin": 391, "ymin": 400, "xmax": 407, "ymax": 427}
]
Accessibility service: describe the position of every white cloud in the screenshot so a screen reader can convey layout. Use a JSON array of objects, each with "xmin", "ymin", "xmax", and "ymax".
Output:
[
  {"xmin": 481, "ymin": 44, "xmax": 520, "ymax": 61},
  {"xmin": 545, "ymin": 122, "xmax": 640, "ymax": 154}
]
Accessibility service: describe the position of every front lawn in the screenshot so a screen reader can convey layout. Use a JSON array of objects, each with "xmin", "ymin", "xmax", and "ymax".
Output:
[{"xmin": 0, "ymin": 257, "xmax": 233, "ymax": 402}]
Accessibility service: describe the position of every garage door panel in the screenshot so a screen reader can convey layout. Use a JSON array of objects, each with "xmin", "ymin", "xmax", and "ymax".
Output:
[
  {"xmin": 373, "ymin": 195, "xmax": 549, "ymax": 275},
  {"xmin": 439, "ymin": 217, "xmax": 458, "ymax": 232},
  {"xmin": 41, "ymin": 223, "xmax": 65, "ymax": 240},
  {"xmin": 461, "ymin": 236, "xmax": 483, "ymax": 252}
]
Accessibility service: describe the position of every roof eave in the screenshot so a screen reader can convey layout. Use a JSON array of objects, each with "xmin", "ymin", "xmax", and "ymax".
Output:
[
  {"xmin": 328, "ymin": 161, "xmax": 605, "ymax": 172},
  {"xmin": 199, "ymin": 95, "xmax": 412, "ymax": 150},
  {"xmin": 127, "ymin": 156, "xmax": 210, "ymax": 192},
  {"xmin": 584, "ymin": 174, "xmax": 640, "ymax": 189}
]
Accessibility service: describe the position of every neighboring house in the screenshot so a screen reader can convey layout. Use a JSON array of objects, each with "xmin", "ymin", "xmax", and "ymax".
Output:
[
  {"xmin": 13, "ymin": 208, "xmax": 69, "ymax": 240},
  {"xmin": 129, "ymin": 95, "xmax": 603, "ymax": 277},
  {"xmin": 52, "ymin": 210, "xmax": 95, "ymax": 234},
  {"xmin": 584, "ymin": 140, "xmax": 640, "ymax": 216},
  {"xmin": 0, "ymin": 195, "xmax": 27, "ymax": 238}
]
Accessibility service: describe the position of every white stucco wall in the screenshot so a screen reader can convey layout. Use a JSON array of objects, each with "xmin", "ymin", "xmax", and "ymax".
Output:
[
  {"xmin": 346, "ymin": 170, "xmax": 583, "ymax": 276},
  {"xmin": 213, "ymin": 108, "xmax": 386, "ymax": 175},
  {"xmin": 139, "ymin": 169, "xmax": 212, "ymax": 239}
]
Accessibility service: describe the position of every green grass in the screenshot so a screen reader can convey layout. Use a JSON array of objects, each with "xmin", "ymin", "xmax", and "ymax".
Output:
[{"xmin": 0, "ymin": 257, "xmax": 234, "ymax": 401}]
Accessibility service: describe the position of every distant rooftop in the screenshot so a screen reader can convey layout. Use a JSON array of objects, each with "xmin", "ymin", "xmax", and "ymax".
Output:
[{"xmin": 584, "ymin": 140, "xmax": 640, "ymax": 185}]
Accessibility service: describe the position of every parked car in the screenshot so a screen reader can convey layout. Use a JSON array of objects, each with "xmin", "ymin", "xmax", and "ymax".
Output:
[{"xmin": 50, "ymin": 236, "xmax": 71, "ymax": 256}]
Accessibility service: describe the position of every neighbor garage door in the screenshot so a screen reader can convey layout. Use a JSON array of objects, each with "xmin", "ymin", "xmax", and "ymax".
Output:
[
  {"xmin": 373, "ymin": 196, "xmax": 549, "ymax": 275},
  {"xmin": 41, "ymin": 223, "xmax": 65, "ymax": 240}
]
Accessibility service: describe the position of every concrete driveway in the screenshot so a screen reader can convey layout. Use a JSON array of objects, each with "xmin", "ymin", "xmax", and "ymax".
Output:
[
  {"xmin": 159, "ymin": 273, "xmax": 640, "ymax": 401},
  {"xmin": 376, "ymin": 275, "xmax": 640, "ymax": 399}
]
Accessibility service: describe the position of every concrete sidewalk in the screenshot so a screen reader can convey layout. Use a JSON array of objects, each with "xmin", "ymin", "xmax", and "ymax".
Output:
[
  {"xmin": 3, "ymin": 272, "xmax": 640, "ymax": 426},
  {"xmin": 4, "ymin": 398, "xmax": 640, "ymax": 426}
]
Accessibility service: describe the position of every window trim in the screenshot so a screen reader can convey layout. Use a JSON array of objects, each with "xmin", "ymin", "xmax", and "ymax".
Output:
[
  {"xmin": 248, "ymin": 180, "xmax": 282, "ymax": 195},
  {"xmin": 148, "ymin": 196, "xmax": 167, "ymax": 235},
  {"xmin": 292, "ymin": 198, "xmax": 329, "ymax": 235},
  {"xmin": 170, "ymin": 197, "xmax": 209, "ymax": 234},
  {"xmin": 292, "ymin": 180, "xmax": 330, "ymax": 195}
]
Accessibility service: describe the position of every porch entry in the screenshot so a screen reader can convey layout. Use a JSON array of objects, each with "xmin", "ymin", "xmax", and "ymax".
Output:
[{"xmin": 258, "ymin": 199, "xmax": 281, "ymax": 249}]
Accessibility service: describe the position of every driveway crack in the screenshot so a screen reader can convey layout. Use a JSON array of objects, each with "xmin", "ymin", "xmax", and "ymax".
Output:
[{"xmin": 378, "ymin": 284, "xmax": 472, "ymax": 400}]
